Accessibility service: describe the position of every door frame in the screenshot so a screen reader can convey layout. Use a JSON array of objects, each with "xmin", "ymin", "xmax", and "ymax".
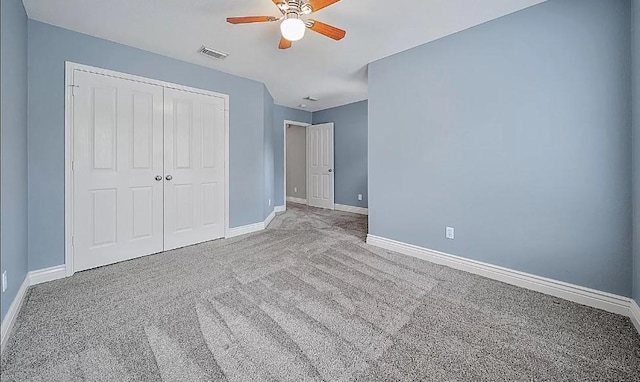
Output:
[
  {"xmin": 306, "ymin": 123, "xmax": 335, "ymax": 210},
  {"xmin": 283, "ymin": 120, "xmax": 311, "ymax": 209},
  {"xmin": 64, "ymin": 61, "xmax": 230, "ymax": 277}
]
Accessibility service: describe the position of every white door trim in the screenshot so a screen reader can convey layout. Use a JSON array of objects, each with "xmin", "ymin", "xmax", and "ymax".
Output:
[
  {"xmin": 282, "ymin": 120, "xmax": 311, "ymax": 209},
  {"xmin": 64, "ymin": 61, "xmax": 230, "ymax": 277}
]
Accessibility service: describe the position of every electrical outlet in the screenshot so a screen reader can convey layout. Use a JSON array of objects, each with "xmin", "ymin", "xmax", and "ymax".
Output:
[
  {"xmin": 2, "ymin": 271, "xmax": 7, "ymax": 293},
  {"xmin": 358, "ymin": 194, "xmax": 363, "ymax": 201},
  {"xmin": 445, "ymin": 227, "xmax": 455, "ymax": 240},
  {"xmin": 294, "ymin": 187, "xmax": 297, "ymax": 193}
]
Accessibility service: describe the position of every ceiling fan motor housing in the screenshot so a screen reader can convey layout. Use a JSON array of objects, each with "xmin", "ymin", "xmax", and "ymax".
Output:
[{"xmin": 284, "ymin": 0, "xmax": 302, "ymax": 19}]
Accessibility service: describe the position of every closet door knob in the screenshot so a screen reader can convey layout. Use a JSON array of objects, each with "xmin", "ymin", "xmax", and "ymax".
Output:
[
  {"xmin": 155, "ymin": 175, "xmax": 162, "ymax": 181},
  {"xmin": 165, "ymin": 175, "xmax": 173, "ymax": 181}
]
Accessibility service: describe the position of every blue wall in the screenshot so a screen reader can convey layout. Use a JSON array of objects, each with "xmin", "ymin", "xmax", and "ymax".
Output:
[
  {"xmin": 273, "ymin": 105, "xmax": 312, "ymax": 206},
  {"xmin": 313, "ymin": 101, "xmax": 369, "ymax": 208},
  {"xmin": 633, "ymin": 0, "xmax": 640, "ymax": 305},
  {"xmin": 1, "ymin": 0, "xmax": 29, "ymax": 322},
  {"xmin": 27, "ymin": 21, "xmax": 269, "ymax": 271},
  {"xmin": 368, "ymin": 0, "xmax": 632, "ymax": 296}
]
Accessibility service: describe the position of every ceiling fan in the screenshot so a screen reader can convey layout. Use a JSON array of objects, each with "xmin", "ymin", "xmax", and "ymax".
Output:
[{"xmin": 227, "ymin": 0, "xmax": 346, "ymax": 49}]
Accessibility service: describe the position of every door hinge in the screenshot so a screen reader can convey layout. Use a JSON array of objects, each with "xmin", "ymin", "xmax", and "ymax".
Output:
[
  {"xmin": 70, "ymin": 84, "xmax": 79, "ymax": 96},
  {"xmin": 71, "ymin": 235, "xmax": 74, "ymax": 246},
  {"xmin": 71, "ymin": 160, "xmax": 74, "ymax": 172}
]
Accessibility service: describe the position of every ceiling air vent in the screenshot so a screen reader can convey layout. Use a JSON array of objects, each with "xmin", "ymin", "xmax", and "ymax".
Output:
[{"xmin": 199, "ymin": 46, "xmax": 229, "ymax": 60}]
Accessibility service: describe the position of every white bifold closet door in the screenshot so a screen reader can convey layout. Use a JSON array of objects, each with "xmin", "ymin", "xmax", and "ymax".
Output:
[
  {"xmin": 73, "ymin": 70, "xmax": 225, "ymax": 272},
  {"xmin": 163, "ymin": 88, "xmax": 225, "ymax": 250}
]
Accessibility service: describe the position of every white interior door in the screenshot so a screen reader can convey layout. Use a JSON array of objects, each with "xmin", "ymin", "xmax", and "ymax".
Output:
[
  {"xmin": 307, "ymin": 123, "xmax": 334, "ymax": 209},
  {"xmin": 163, "ymin": 88, "xmax": 226, "ymax": 250},
  {"xmin": 73, "ymin": 70, "xmax": 164, "ymax": 271}
]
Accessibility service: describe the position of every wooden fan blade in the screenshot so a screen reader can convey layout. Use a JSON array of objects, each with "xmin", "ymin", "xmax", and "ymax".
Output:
[
  {"xmin": 308, "ymin": 20, "xmax": 346, "ymax": 40},
  {"xmin": 226, "ymin": 16, "xmax": 275, "ymax": 24},
  {"xmin": 306, "ymin": 0, "xmax": 340, "ymax": 13},
  {"xmin": 279, "ymin": 36, "xmax": 292, "ymax": 49}
]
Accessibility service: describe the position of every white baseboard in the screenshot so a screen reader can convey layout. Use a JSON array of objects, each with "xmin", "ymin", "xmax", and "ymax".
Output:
[
  {"xmin": 286, "ymin": 196, "xmax": 307, "ymax": 205},
  {"xmin": 366, "ymin": 234, "xmax": 634, "ymax": 318},
  {"xmin": 28, "ymin": 265, "xmax": 66, "ymax": 286},
  {"xmin": 630, "ymin": 300, "xmax": 640, "ymax": 334},
  {"xmin": 335, "ymin": 204, "xmax": 368, "ymax": 215},
  {"xmin": 226, "ymin": 209, "xmax": 277, "ymax": 238},
  {"xmin": 274, "ymin": 205, "xmax": 286, "ymax": 213},
  {"xmin": 227, "ymin": 222, "xmax": 264, "ymax": 238},
  {"xmin": 264, "ymin": 210, "xmax": 276, "ymax": 229},
  {"xmin": 1, "ymin": 264, "xmax": 70, "ymax": 352},
  {"xmin": 1, "ymin": 275, "xmax": 29, "ymax": 353}
]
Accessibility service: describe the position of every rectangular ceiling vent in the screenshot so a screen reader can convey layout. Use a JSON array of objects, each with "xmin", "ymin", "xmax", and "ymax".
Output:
[
  {"xmin": 199, "ymin": 46, "xmax": 229, "ymax": 60},
  {"xmin": 303, "ymin": 96, "xmax": 319, "ymax": 102}
]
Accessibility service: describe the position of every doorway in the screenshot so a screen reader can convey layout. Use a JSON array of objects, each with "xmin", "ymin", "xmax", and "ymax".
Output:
[
  {"xmin": 283, "ymin": 121, "xmax": 335, "ymax": 210},
  {"xmin": 286, "ymin": 123, "xmax": 308, "ymax": 204}
]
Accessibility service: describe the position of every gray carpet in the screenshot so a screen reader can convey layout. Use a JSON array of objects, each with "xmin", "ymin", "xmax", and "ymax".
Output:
[{"xmin": 1, "ymin": 203, "xmax": 639, "ymax": 381}]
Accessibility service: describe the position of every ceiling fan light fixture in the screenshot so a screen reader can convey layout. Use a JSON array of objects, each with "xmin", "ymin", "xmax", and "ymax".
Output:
[
  {"xmin": 227, "ymin": 0, "xmax": 345, "ymax": 49},
  {"xmin": 280, "ymin": 18, "xmax": 305, "ymax": 41}
]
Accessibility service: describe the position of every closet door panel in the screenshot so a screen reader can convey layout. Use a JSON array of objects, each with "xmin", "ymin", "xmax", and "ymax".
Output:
[
  {"xmin": 163, "ymin": 88, "xmax": 225, "ymax": 250},
  {"xmin": 73, "ymin": 70, "xmax": 164, "ymax": 272}
]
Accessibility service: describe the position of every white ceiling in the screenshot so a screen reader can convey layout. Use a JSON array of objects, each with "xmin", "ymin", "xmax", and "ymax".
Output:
[{"xmin": 23, "ymin": 0, "xmax": 545, "ymax": 112}]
